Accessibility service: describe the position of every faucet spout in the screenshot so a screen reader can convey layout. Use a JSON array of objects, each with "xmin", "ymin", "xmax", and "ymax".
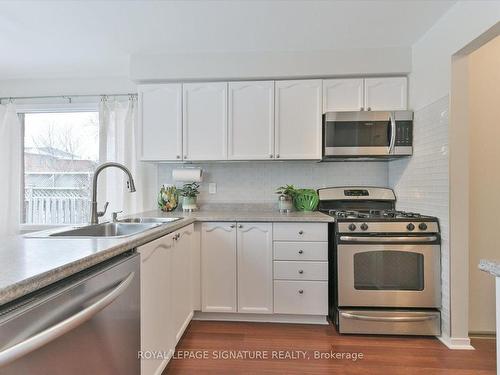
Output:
[{"xmin": 90, "ymin": 162, "xmax": 137, "ymax": 224}]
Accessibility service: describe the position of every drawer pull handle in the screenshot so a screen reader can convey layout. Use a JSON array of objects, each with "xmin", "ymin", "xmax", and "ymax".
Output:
[
  {"xmin": 298, "ymin": 270, "xmax": 304, "ymax": 274},
  {"xmin": 298, "ymin": 230, "xmax": 304, "ymax": 235},
  {"xmin": 298, "ymin": 250, "xmax": 304, "ymax": 254},
  {"xmin": 298, "ymin": 289, "xmax": 304, "ymax": 294}
]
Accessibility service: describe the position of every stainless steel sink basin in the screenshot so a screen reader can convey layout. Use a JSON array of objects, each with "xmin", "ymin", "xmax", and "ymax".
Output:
[
  {"xmin": 118, "ymin": 217, "xmax": 180, "ymax": 224},
  {"xmin": 49, "ymin": 222, "xmax": 162, "ymax": 238}
]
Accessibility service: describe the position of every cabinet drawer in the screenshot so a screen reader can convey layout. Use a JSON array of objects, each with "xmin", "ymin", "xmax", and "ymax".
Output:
[
  {"xmin": 273, "ymin": 223, "xmax": 327, "ymax": 241},
  {"xmin": 274, "ymin": 280, "xmax": 328, "ymax": 315},
  {"xmin": 273, "ymin": 261, "xmax": 328, "ymax": 281},
  {"xmin": 273, "ymin": 241, "xmax": 328, "ymax": 261}
]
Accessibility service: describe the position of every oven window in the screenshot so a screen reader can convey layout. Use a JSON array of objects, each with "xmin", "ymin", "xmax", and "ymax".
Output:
[
  {"xmin": 325, "ymin": 121, "xmax": 390, "ymax": 147},
  {"xmin": 353, "ymin": 251, "xmax": 424, "ymax": 291}
]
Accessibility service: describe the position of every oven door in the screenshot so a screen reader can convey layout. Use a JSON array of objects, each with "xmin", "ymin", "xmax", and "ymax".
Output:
[
  {"xmin": 337, "ymin": 243, "xmax": 441, "ymax": 308},
  {"xmin": 323, "ymin": 111, "xmax": 395, "ymax": 157}
]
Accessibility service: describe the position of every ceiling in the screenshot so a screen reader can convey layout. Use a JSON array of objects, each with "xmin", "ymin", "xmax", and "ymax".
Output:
[{"xmin": 0, "ymin": 0, "xmax": 455, "ymax": 80}]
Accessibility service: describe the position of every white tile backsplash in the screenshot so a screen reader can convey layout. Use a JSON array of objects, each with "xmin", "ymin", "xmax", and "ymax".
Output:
[
  {"xmin": 389, "ymin": 95, "xmax": 450, "ymax": 337},
  {"xmin": 158, "ymin": 161, "xmax": 388, "ymax": 204}
]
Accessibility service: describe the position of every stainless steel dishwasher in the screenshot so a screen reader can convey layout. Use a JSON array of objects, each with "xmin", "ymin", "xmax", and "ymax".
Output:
[{"xmin": 0, "ymin": 251, "xmax": 140, "ymax": 375}]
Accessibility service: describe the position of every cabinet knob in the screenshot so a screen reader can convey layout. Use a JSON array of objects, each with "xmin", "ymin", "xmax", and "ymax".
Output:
[
  {"xmin": 298, "ymin": 230, "xmax": 304, "ymax": 235},
  {"xmin": 176, "ymin": 155, "xmax": 180, "ymax": 159},
  {"xmin": 360, "ymin": 107, "xmax": 364, "ymax": 111},
  {"xmin": 276, "ymin": 154, "xmax": 280, "ymax": 158},
  {"xmin": 298, "ymin": 250, "xmax": 304, "ymax": 254},
  {"xmin": 230, "ymin": 224, "xmax": 235, "ymax": 228},
  {"xmin": 298, "ymin": 269, "xmax": 304, "ymax": 274},
  {"xmin": 298, "ymin": 289, "xmax": 304, "ymax": 294},
  {"xmin": 367, "ymin": 107, "xmax": 372, "ymax": 111},
  {"xmin": 184, "ymin": 155, "xmax": 187, "ymax": 159},
  {"xmin": 238, "ymin": 224, "xmax": 243, "ymax": 228},
  {"xmin": 269, "ymin": 154, "xmax": 274, "ymax": 158}
]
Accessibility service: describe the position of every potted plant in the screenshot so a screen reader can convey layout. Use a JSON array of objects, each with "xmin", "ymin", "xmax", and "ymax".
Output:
[
  {"xmin": 178, "ymin": 182, "xmax": 200, "ymax": 211},
  {"xmin": 275, "ymin": 185, "xmax": 297, "ymax": 212}
]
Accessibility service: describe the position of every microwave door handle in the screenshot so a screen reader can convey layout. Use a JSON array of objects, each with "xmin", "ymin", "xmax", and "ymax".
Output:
[{"xmin": 388, "ymin": 112, "xmax": 396, "ymax": 154}]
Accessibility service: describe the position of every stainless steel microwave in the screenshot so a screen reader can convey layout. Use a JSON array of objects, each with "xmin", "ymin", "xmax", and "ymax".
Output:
[{"xmin": 322, "ymin": 111, "xmax": 413, "ymax": 159}]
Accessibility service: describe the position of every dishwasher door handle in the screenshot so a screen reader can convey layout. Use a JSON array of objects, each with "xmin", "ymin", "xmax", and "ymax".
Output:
[{"xmin": 0, "ymin": 272, "xmax": 135, "ymax": 368}]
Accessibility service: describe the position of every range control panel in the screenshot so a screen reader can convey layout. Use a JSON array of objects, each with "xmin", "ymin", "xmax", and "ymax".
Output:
[{"xmin": 337, "ymin": 221, "xmax": 439, "ymax": 234}]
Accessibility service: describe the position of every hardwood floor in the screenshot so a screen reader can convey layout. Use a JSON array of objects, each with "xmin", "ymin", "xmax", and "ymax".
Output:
[{"xmin": 164, "ymin": 320, "xmax": 496, "ymax": 375}]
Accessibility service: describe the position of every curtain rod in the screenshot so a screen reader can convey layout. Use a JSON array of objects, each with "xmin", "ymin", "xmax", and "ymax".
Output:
[{"xmin": 0, "ymin": 93, "xmax": 138, "ymax": 103}]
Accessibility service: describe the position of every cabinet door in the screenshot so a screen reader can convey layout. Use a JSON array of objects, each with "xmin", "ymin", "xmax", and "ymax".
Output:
[
  {"xmin": 364, "ymin": 77, "xmax": 408, "ymax": 111},
  {"xmin": 138, "ymin": 233, "xmax": 175, "ymax": 375},
  {"xmin": 172, "ymin": 224, "xmax": 194, "ymax": 344},
  {"xmin": 183, "ymin": 82, "xmax": 227, "ymax": 160},
  {"xmin": 201, "ymin": 222, "xmax": 237, "ymax": 312},
  {"xmin": 138, "ymin": 84, "xmax": 182, "ymax": 161},
  {"xmin": 237, "ymin": 223, "xmax": 273, "ymax": 313},
  {"xmin": 323, "ymin": 79, "xmax": 364, "ymax": 112},
  {"xmin": 275, "ymin": 80, "xmax": 322, "ymax": 160},
  {"xmin": 228, "ymin": 81, "xmax": 274, "ymax": 160}
]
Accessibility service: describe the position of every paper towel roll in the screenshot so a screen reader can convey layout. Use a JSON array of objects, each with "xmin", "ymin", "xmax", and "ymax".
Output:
[{"xmin": 172, "ymin": 168, "xmax": 203, "ymax": 182}]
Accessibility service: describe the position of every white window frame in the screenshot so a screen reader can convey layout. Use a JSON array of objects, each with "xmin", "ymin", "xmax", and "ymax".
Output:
[{"xmin": 18, "ymin": 102, "xmax": 100, "ymax": 232}]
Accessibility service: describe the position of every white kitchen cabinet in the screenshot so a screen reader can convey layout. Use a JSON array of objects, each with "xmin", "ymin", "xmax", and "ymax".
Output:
[
  {"xmin": 172, "ymin": 224, "xmax": 194, "ymax": 344},
  {"xmin": 323, "ymin": 78, "xmax": 364, "ymax": 112},
  {"xmin": 183, "ymin": 82, "xmax": 228, "ymax": 160},
  {"xmin": 237, "ymin": 223, "xmax": 273, "ymax": 313},
  {"xmin": 138, "ymin": 233, "xmax": 175, "ymax": 375},
  {"xmin": 274, "ymin": 280, "xmax": 328, "ymax": 315},
  {"xmin": 228, "ymin": 81, "xmax": 275, "ymax": 160},
  {"xmin": 201, "ymin": 222, "xmax": 237, "ymax": 312},
  {"xmin": 275, "ymin": 80, "xmax": 322, "ymax": 160},
  {"xmin": 138, "ymin": 84, "xmax": 183, "ymax": 161},
  {"xmin": 364, "ymin": 77, "xmax": 408, "ymax": 111}
]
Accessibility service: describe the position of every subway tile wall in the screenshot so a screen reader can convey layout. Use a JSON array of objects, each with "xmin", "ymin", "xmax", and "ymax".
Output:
[
  {"xmin": 389, "ymin": 95, "xmax": 450, "ymax": 337},
  {"xmin": 158, "ymin": 161, "xmax": 388, "ymax": 204}
]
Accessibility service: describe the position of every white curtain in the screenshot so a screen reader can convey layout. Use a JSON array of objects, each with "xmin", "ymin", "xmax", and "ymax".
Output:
[
  {"xmin": 98, "ymin": 96, "xmax": 156, "ymax": 219},
  {"xmin": 0, "ymin": 103, "xmax": 21, "ymax": 237}
]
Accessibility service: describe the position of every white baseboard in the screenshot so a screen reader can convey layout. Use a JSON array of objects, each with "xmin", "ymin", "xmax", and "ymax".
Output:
[
  {"xmin": 438, "ymin": 334, "xmax": 475, "ymax": 350},
  {"xmin": 193, "ymin": 311, "xmax": 329, "ymax": 325}
]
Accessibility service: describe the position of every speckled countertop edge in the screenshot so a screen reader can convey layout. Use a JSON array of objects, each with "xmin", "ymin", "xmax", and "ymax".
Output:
[
  {"xmin": 479, "ymin": 259, "xmax": 500, "ymax": 277},
  {"xmin": 1, "ymin": 208, "xmax": 333, "ymax": 306}
]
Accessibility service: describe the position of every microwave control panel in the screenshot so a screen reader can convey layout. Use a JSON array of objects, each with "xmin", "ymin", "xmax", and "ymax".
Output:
[{"xmin": 395, "ymin": 121, "xmax": 413, "ymax": 146}]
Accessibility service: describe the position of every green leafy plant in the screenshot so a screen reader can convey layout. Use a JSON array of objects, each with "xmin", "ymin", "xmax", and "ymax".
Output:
[
  {"xmin": 178, "ymin": 182, "xmax": 200, "ymax": 198},
  {"xmin": 276, "ymin": 184, "xmax": 297, "ymax": 198}
]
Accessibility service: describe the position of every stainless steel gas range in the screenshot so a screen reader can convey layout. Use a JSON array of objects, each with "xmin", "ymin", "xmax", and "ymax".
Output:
[{"xmin": 318, "ymin": 187, "xmax": 441, "ymax": 336}]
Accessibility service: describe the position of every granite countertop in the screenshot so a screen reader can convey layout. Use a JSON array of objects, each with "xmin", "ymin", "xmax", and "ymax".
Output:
[
  {"xmin": 0, "ymin": 205, "xmax": 332, "ymax": 307},
  {"xmin": 479, "ymin": 259, "xmax": 500, "ymax": 277}
]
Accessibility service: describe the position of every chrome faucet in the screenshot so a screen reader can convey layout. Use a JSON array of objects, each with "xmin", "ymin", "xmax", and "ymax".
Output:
[{"xmin": 90, "ymin": 162, "xmax": 136, "ymax": 224}]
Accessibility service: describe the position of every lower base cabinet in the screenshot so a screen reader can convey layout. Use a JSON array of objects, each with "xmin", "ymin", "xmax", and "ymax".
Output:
[
  {"xmin": 139, "ymin": 224, "xmax": 194, "ymax": 375},
  {"xmin": 273, "ymin": 280, "xmax": 328, "ymax": 315}
]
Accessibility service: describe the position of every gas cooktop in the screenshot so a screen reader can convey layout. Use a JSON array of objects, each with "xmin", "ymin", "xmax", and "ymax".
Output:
[{"xmin": 326, "ymin": 209, "xmax": 437, "ymax": 221}]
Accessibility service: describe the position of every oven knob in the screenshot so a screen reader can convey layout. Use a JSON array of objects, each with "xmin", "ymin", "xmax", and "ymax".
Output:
[
  {"xmin": 407, "ymin": 223, "xmax": 415, "ymax": 231},
  {"xmin": 360, "ymin": 223, "xmax": 368, "ymax": 231},
  {"xmin": 348, "ymin": 224, "xmax": 356, "ymax": 231},
  {"xmin": 418, "ymin": 223, "xmax": 428, "ymax": 231}
]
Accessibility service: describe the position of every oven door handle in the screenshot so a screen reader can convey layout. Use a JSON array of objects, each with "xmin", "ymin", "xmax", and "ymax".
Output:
[
  {"xmin": 340, "ymin": 311, "xmax": 438, "ymax": 322},
  {"xmin": 339, "ymin": 235, "xmax": 438, "ymax": 243},
  {"xmin": 388, "ymin": 112, "xmax": 396, "ymax": 154}
]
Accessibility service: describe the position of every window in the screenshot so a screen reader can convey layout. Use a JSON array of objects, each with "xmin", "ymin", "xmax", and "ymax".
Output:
[{"xmin": 22, "ymin": 111, "xmax": 99, "ymax": 225}]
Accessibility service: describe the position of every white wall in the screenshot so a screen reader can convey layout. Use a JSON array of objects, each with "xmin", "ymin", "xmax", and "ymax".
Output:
[
  {"xmin": 130, "ymin": 48, "xmax": 411, "ymax": 82},
  {"xmin": 390, "ymin": 1, "xmax": 500, "ymax": 346},
  {"xmin": 159, "ymin": 162, "xmax": 388, "ymax": 205},
  {"xmin": 468, "ymin": 36, "xmax": 500, "ymax": 334}
]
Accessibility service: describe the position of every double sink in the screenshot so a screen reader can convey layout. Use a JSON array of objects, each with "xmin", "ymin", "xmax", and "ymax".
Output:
[{"xmin": 37, "ymin": 217, "xmax": 181, "ymax": 238}]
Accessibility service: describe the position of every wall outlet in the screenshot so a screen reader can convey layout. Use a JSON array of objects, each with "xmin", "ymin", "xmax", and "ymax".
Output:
[{"xmin": 209, "ymin": 183, "xmax": 217, "ymax": 194}]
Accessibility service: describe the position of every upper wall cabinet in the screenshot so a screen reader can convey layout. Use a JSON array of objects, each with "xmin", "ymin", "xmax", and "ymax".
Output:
[
  {"xmin": 364, "ymin": 77, "xmax": 408, "ymax": 111},
  {"xmin": 323, "ymin": 79, "xmax": 364, "ymax": 112},
  {"xmin": 138, "ymin": 84, "xmax": 182, "ymax": 161},
  {"xmin": 275, "ymin": 80, "xmax": 322, "ymax": 160},
  {"xmin": 228, "ymin": 81, "xmax": 274, "ymax": 160},
  {"xmin": 183, "ymin": 82, "xmax": 228, "ymax": 161}
]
